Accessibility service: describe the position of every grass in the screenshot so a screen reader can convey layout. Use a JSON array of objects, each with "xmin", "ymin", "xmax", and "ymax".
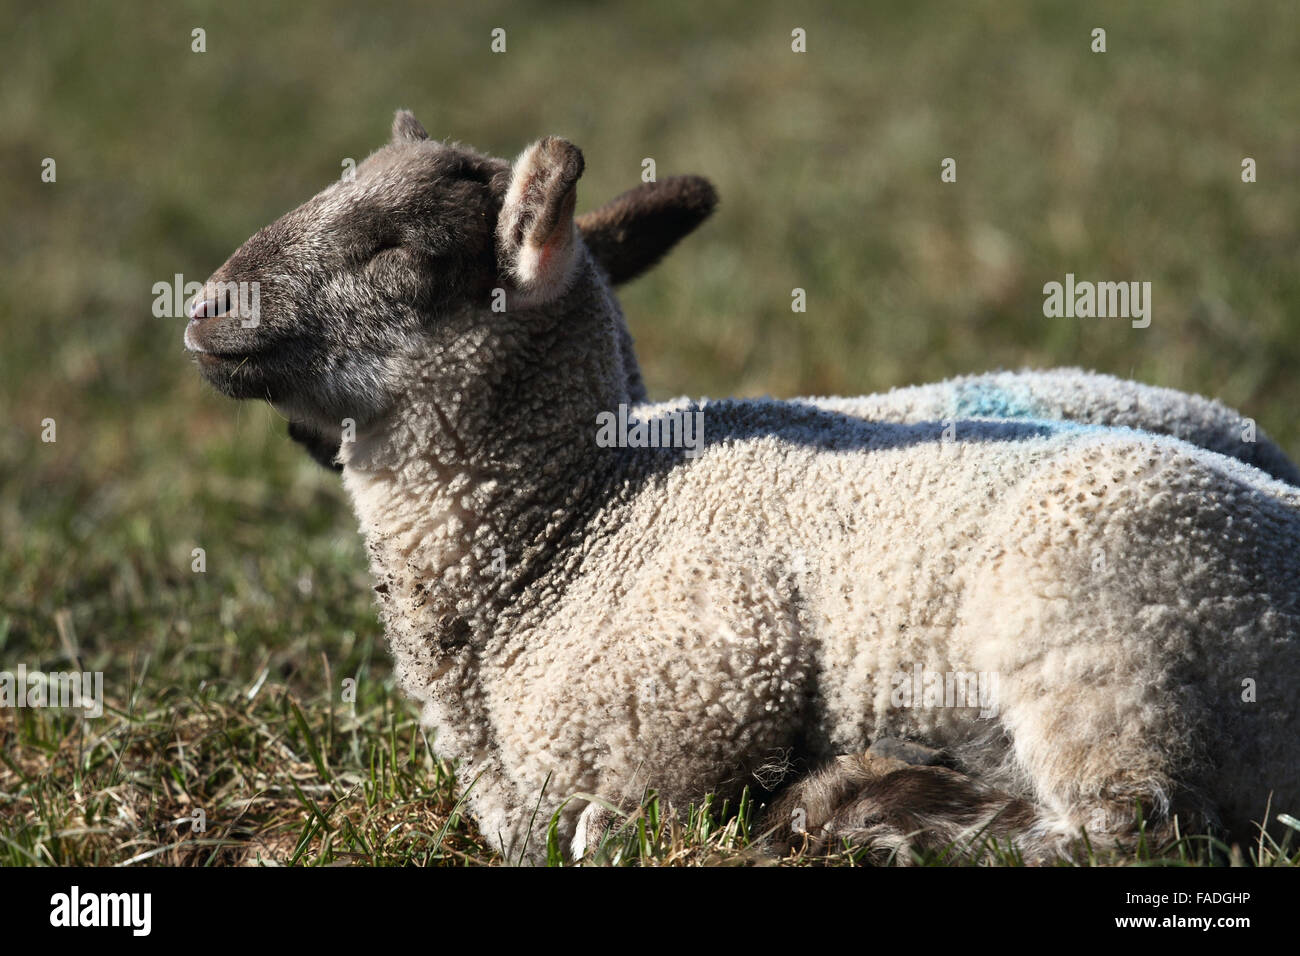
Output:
[
  {"xmin": 6, "ymin": 666, "xmax": 1298, "ymax": 866},
  {"xmin": 2, "ymin": 0, "xmax": 1299, "ymax": 865}
]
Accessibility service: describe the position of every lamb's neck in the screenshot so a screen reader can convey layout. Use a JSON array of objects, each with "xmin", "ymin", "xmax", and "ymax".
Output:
[{"xmin": 341, "ymin": 280, "xmax": 631, "ymax": 650}]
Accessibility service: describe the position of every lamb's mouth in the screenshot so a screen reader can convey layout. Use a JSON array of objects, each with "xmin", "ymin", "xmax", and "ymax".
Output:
[
  {"xmin": 195, "ymin": 350, "xmax": 256, "ymax": 367},
  {"xmin": 193, "ymin": 349, "xmax": 281, "ymax": 401},
  {"xmin": 193, "ymin": 350, "xmax": 266, "ymax": 382}
]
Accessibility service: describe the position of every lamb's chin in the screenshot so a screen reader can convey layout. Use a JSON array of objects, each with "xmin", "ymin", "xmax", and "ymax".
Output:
[
  {"xmin": 194, "ymin": 353, "xmax": 278, "ymax": 401},
  {"xmin": 271, "ymin": 400, "xmax": 348, "ymax": 435}
]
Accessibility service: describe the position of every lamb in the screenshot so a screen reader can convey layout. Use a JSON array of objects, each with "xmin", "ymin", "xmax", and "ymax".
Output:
[{"xmin": 185, "ymin": 110, "xmax": 1300, "ymax": 864}]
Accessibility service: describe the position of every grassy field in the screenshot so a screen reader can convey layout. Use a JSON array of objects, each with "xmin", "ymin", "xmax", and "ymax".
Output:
[{"xmin": 2, "ymin": 0, "xmax": 1299, "ymax": 865}]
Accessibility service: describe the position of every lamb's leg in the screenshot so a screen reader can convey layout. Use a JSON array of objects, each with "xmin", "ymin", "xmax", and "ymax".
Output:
[
  {"xmin": 950, "ymin": 445, "xmax": 1258, "ymax": 861},
  {"xmin": 571, "ymin": 802, "xmax": 617, "ymax": 860},
  {"xmin": 764, "ymin": 743, "xmax": 1038, "ymax": 863},
  {"xmin": 992, "ymin": 691, "xmax": 1201, "ymax": 859},
  {"xmin": 864, "ymin": 736, "xmax": 946, "ymax": 767}
]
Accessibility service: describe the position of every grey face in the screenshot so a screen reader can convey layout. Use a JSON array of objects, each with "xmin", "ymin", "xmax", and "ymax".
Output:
[
  {"xmin": 184, "ymin": 114, "xmax": 508, "ymax": 429},
  {"xmin": 186, "ymin": 110, "xmax": 719, "ymax": 468}
]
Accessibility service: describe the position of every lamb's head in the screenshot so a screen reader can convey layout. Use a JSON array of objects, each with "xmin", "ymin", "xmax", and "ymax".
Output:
[
  {"xmin": 186, "ymin": 110, "xmax": 719, "ymax": 469},
  {"xmin": 184, "ymin": 110, "xmax": 598, "ymax": 434}
]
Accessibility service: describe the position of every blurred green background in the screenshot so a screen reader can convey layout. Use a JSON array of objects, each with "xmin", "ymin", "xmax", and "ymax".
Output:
[{"xmin": 2, "ymin": 1, "xmax": 1298, "ymax": 862}]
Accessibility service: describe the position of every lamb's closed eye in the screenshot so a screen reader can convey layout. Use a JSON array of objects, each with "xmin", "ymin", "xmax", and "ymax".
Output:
[
  {"xmin": 363, "ymin": 242, "xmax": 409, "ymax": 273},
  {"xmin": 368, "ymin": 237, "xmax": 403, "ymax": 258}
]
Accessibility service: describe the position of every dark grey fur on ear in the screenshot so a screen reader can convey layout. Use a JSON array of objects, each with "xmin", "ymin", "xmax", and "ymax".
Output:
[
  {"xmin": 577, "ymin": 176, "xmax": 718, "ymax": 285},
  {"xmin": 288, "ymin": 421, "xmax": 343, "ymax": 473},
  {"xmin": 392, "ymin": 109, "xmax": 430, "ymax": 144}
]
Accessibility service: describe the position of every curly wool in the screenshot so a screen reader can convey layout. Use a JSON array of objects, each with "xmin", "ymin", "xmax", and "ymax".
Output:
[
  {"xmin": 805, "ymin": 368, "xmax": 1299, "ymax": 484},
  {"xmin": 187, "ymin": 117, "xmax": 1300, "ymax": 863},
  {"xmin": 341, "ymin": 256, "xmax": 1300, "ymax": 862}
]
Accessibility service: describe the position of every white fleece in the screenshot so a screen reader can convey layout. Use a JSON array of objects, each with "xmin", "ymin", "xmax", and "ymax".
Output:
[
  {"xmin": 341, "ymin": 348, "xmax": 1300, "ymax": 862},
  {"xmin": 805, "ymin": 368, "xmax": 1299, "ymax": 484}
]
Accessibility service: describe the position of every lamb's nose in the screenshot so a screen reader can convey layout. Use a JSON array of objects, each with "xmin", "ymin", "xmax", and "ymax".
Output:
[{"xmin": 188, "ymin": 287, "xmax": 231, "ymax": 320}]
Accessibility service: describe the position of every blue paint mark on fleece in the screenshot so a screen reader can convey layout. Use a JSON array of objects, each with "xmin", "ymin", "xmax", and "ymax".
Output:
[
  {"xmin": 949, "ymin": 382, "xmax": 1127, "ymax": 440},
  {"xmin": 951, "ymin": 382, "xmax": 1036, "ymax": 420}
]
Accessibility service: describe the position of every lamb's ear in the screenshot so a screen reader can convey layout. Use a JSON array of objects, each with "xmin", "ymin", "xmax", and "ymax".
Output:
[
  {"xmin": 287, "ymin": 421, "xmax": 343, "ymax": 473},
  {"xmin": 577, "ymin": 176, "xmax": 719, "ymax": 286},
  {"xmin": 496, "ymin": 137, "xmax": 585, "ymax": 305},
  {"xmin": 392, "ymin": 110, "xmax": 429, "ymax": 144}
]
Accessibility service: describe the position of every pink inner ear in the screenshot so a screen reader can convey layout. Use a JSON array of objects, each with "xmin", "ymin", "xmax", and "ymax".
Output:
[
  {"xmin": 533, "ymin": 209, "xmax": 574, "ymax": 279},
  {"xmin": 536, "ymin": 243, "xmax": 554, "ymax": 272},
  {"xmin": 528, "ymin": 190, "xmax": 575, "ymax": 273}
]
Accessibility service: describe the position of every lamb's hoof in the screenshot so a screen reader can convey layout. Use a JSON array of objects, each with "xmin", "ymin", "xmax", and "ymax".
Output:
[
  {"xmin": 571, "ymin": 802, "xmax": 616, "ymax": 860},
  {"xmin": 764, "ymin": 753, "xmax": 1034, "ymax": 864},
  {"xmin": 867, "ymin": 737, "xmax": 945, "ymax": 767}
]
